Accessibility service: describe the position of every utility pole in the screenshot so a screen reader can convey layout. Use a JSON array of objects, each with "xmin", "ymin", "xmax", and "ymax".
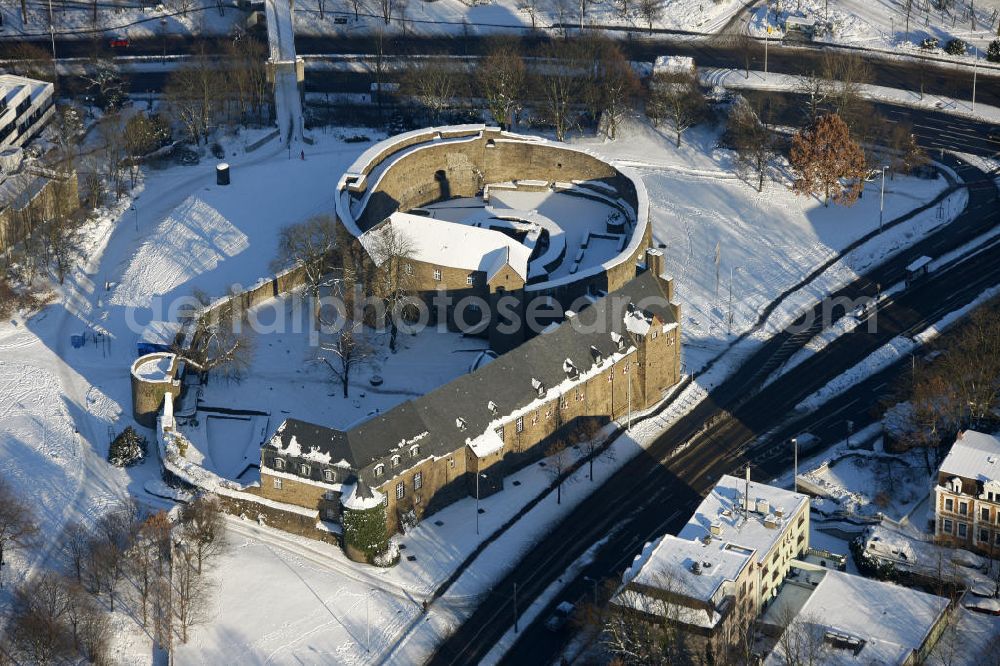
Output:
[
  {"xmin": 972, "ymin": 46, "xmax": 978, "ymax": 111},
  {"xmin": 879, "ymin": 165, "xmax": 888, "ymax": 233},
  {"xmin": 791, "ymin": 437, "xmax": 798, "ymax": 492},
  {"xmin": 764, "ymin": 22, "xmax": 769, "ymax": 75},
  {"xmin": 727, "ymin": 266, "xmax": 734, "ymax": 336},
  {"xmin": 366, "ymin": 589, "xmax": 371, "ymax": 652},
  {"xmin": 513, "ymin": 582, "xmax": 519, "ymax": 632},
  {"xmin": 627, "ymin": 370, "xmax": 633, "ymax": 432},
  {"xmin": 476, "ymin": 470, "xmax": 481, "ymax": 536}
]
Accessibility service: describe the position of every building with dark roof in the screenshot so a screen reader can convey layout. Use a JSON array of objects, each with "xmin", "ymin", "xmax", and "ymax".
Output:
[{"xmin": 258, "ymin": 260, "xmax": 681, "ymax": 534}]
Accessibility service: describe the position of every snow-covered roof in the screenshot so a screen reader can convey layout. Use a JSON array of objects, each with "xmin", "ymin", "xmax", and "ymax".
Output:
[
  {"xmin": 653, "ymin": 55, "xmax": 695, "ymax": 76},
  {"xmin": 938, "ymin": 430, "xmax": 1000, "ymax": 483},
  {"xmin": 678, "ymin": 475, "xmax": 808, "ymax": 565},
  {"xmin": 621, "ymin": 534, "xmax": 754, "ymax": 607},
  {"xmin": 131, "ymin": 353, "xmax": 177, "ymax": 383},
  {"xmin": 359, "ymin": 212, "xmax": 531, "ymax": 282},
  {"xmin": 139, "ymin": 320, "xmax": 183, "ymax": 346},
  {"xmin": 764, "ymin": 570, "xmax": 949, "ymax": 666},
  {"xmin": 467, "ymin": 428, "xmax": 505, "ymax": 458},
  {"xmin": 341, "ymin": 479, "xmax": 385, "ymax": 511},
  {"xmin": 906, "ymin": 255, "xmax": 932, "ymax": 272}
]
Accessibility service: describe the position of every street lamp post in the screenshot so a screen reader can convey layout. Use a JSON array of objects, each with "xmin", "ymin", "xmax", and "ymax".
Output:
[
  {"xmin": 972, "ymin": 46, "xmax": 978, "ymax": 112},
  {"xmin": 791, "ymin": 437, "xmax": 798, "ymax": 492},
  {"xmin": 879, "ymin": 165, "xmax": 888, "ymax": 233},
  {"xmin": 131, "ymin": 204, "xmax": 138, "ymax": 233},
  {"xmin": 475, "ymin": 472, "xmax": 487, "ymax": 535}
]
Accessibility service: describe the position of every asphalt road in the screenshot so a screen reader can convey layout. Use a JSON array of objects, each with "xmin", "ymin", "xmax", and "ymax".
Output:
[
  {"xmin": 427, "ymin": 158, "xmax": 1000, "ymax": 665},
  {"xmin": 10, "ymin": 30, "xmax": 1000, "ymax": 109}
]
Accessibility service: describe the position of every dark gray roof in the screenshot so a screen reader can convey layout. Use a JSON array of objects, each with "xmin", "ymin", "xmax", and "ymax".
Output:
[{"xmin": 269, "ymin": 271, "xmax": 676, "ymax": 477}]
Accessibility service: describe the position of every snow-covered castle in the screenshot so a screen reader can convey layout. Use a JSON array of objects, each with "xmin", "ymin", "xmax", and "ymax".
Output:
[{"xmin": 259, "ymin": 266, "xmax": 681, "ymax": 537}]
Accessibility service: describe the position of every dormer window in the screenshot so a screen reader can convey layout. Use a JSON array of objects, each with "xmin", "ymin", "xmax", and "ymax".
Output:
[
  {"xmin": 456, "ymin": 417, "xmax": 467, "ymax": 430},
  {"xmin": 410, "ymin": 444, "xmax": 420, "ymax": 458},
  {"xmin": 324, "ymin": 469, "xmax": 335, "ymax": 482},
  {"xmin": 611, "ymin": 331, "xmax": 625, "ymax": 350},
  {"xmin": 949, "ymin": 477, "xmax": 963, "ymax": 494},
  {"xmin": 274, "ymin": 457, "xmax": 285, "ymax": 471},
  {"xmin": 299, "ymin": 464, "xmax": 310, "ymax": 477},
  {"xmin": 531, "ymin": 378, "xmax": 546, "ymax": 398},
  {"xmin": 391, "ymin": 455, "xmax": 401, "ymax": 468},
  {"xmin": 563, "ymin": 359, "xmax": 579, "ymax": 379},
  {"xmin": 590, "ymin": 346, "xmax": 603, "ymax": 366},
  {"xmin": 374, "ymin": 464, "xmax": 385, "ymax": 477},
  {"xmin": 488, "ymin": 400, "xmax": 499, "ymax": 415}
]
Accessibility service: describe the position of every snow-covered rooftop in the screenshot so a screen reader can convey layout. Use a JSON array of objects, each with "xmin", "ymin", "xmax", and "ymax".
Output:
[
  {"xmin": 467, "ymin": 428, "xmax": 505, "ymax": 458},
  {"xmin": 131, "ymin": 353, "xmax": 176, "ymax": 383},
  {"xmin": 653, "ymin": 55, "xmax": 695, "ymax": 76},
  {"xmin": 764, "ymin": 570, "xmax": 949, "ymax": 666},
  {"xmin": 622, "ymin": 534, "xmax": 754, "ymax": 607},
  {"xmin": 678, "ymin": 474, "xmax": 809, "ymax": 564},
  {"xmin": 938, "ymin": 430, "xmax": 1000, "ymax": 483},
  {"xmin": 359, "ymin": 212, "xmax": 531, "ymax": 282}
]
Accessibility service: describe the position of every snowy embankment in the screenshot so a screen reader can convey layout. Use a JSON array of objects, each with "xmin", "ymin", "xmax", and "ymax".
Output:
[
  {"xmin": 796, "ymin": 283, "xmax": 1000, "ymax": 412},
  {"xmin": 701, "ymin": 68, "xmax": 1000, "ymax": 126}
]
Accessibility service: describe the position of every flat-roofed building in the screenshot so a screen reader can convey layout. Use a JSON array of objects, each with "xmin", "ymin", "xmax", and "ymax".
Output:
[{"xmin": 0, "ymin": 74, "xmax": 55, "ymax": 150}]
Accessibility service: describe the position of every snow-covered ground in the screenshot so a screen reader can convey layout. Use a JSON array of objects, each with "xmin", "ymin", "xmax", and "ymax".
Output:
[
  {"xmin": 574, "ymin": 117, "xmax": 957, "ymax": 373},
  {"xmin": 0, "ymin": 115, "xmax": 969, "ymax": 661}
]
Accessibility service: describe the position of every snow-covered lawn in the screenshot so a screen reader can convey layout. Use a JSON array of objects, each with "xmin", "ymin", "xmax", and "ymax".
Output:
[
  {"xmin": 573, "ymin": 117, "xmax": 957, "ymax": 373},
  {"xmin": 0, "ymin": 117, "xmax": 968, "ymax": 662}
]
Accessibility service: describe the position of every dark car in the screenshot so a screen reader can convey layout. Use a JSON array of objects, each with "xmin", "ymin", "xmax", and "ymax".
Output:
[{"xmin": 544, "ymin": 601, "xmax": 575, "ymax": 632}]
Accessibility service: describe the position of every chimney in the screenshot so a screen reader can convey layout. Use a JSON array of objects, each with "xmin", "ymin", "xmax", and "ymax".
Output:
[{"xmin": 645, "ymin": 248, "xmax": 674, "ymax": 302}]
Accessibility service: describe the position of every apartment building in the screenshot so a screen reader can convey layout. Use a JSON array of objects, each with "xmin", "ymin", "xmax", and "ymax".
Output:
[
  {"xmin": 0, "ymin": 74, "xmax": 55, "ymax": 150},
  {"xmin": 932, "ymin": 430, "xmax": 1000, "ymax": 555}
]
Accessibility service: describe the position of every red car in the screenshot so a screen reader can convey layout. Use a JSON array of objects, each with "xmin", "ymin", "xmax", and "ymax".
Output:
[{"xmin": 109, "ymin": 37, "xmax": 130, "ymax": 48}]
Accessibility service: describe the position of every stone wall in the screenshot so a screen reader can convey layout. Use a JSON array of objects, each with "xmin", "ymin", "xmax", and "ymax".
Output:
[
  {"xmin": 216, "ymin": 490, "xmax": 340, "ymax": 546},
  {"xmin": 131, "ymin": 354, "xmax": 182, "ymax": 428}
]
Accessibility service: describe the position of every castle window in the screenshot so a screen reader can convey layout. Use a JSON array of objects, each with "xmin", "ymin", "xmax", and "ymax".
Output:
[
  {"xmin": 391, "ymin": 455, "xmax": 401, "ymax": 468},
  {"xmin": 449, "ymin": 458, "xmax": 456, "ymax": 469},
  {"xmin": 607, "ymin": 372, "xmax": 613, "ymax": 383},
  {"xmin": 467, "ymin": 275, "xmax": 475, "ymax": 286},
  {"xmin": 433, "ymin": 269, "xmax": 442, "ymax": 281},
  {"xmin": 323, "ymin": 490, "xmax": 336, "ymax": 501},
  {"xmin": 375, "ymin": 464, "xmax": 385, "ymax": 477},
  {"xmin": 560, "ymin": 397, "xmax": 568, "ymax": 409},
  {"xmin": 274, "ymin": 458, "xmax": 285, "ymax": 471},
  {"xmin": 411, "ymin": 444, "xmax": 420, "ymax": 458},
  {"xmin": 516, "ymin": 417, "xmax": 524, "ymax": 433},
  {"xmin": 625, "ymin": 362, "xmax": 631, "ymax": 373},
  {"xmin": 324, "ymin": 508, "xmax": 337, "ymax": 520},
  {"xmin": 495, "ymin": 426, "xmax": 505, "ymax": 440},
  {"xmin": 532, "ymin": 413, "xmax": 538, "ymax": 425},
  {"xmin": 300, "ymin": 464, "xmax": 310, "ymax": 477},
  {"xmin": 652, "ymin": 330, "xmax": 658, "ymax": 339},
  {"xmin": 404, "ymin": 263, "xmax": 413, "ymax": 275},
  {"xmin": 414, "ymin": 472, "xmax": 423, "ymax": 491},
  {"xmin": 273, "ymin": 478, "xmax": 283, "ymax": 490},
  {"xmin": 396, "ymin": 481, "xmax": 405, "ymax": 500}
]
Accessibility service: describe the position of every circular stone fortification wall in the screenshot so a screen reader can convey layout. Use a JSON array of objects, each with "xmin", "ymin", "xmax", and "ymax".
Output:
[
  {"xmin": 336, "ymin": 126, "xmax": 652, "ymax": 302},
  {"xmin": 131, "ymin": 352, "xmax": 181, "ymax": 428}
]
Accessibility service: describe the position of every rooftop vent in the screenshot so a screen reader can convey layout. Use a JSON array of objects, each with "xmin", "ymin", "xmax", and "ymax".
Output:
[
  {"xmin": 702, "ymin": 561, "xmax": 713, "ymax": 570},
  {"xmin": 701, "ymin": 534, "xmax": 712, "ymax": 545},
  {"xmin": 775, "ymin": 506, "xmax": 785, "ymax": 518},
  {"xmin": 709, "ymin": 522, "xmax": 723, "ymax": 536},
  {"xmin": 691, "ymin": 561, "xmax": 702, "ymax": 575},
  {"xmin": 756, "ymin": 498, "xmax": 770, "ymax": 514},
  {"xmin": 764, "ymin": 514, "xmax": 778, "ymax": 529}
]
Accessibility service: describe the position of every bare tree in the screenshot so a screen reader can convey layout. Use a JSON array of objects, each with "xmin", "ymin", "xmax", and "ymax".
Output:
[
  {"xmin": 172, "ymin": 545, "xmax": 211, "ymax": 643},
  {"xmin": 773, "ymin": 608, "xmax": 829, "ymax": 666},
  {"xmin": 129, "ymin": 511, "xmax": 172, "ymax": 628},
  {"xmin": 178, "ymin": 305, "xmax": 255, "ymax": 384},
  {"xmin": 535, "ymin": 41, "xmax": 585, "ymax": 141},
  {"xmin": 180, "ymin": 495, "xmax": 227, "ymax": 574},
  {"xmin": 477, "ymin": 37, "xmax": 526, "ymax": 128},
  {"xmin": 403, "ymin": 56, "xmax": 462, "ymax": 124},
  {"xmin": 545, "ymin": 439, "xmax": 573, "ymax": 504},
  {"xmin": 637, "ymin": 0, "xmax": 662, "ymax": 32},
  {"xmin": 89, "ymin": 500, "xmax": 139, "ymax": 612},
  {"xmin": 6, "ymin": 573, "xmax": 75, "ymax": 663},
  {"xmin": 225, "ymin": 29, "xmax": 270, "ymax": 126},
  {"xmin": 319, "ymin": 300, "xmax": 375, "ymax": 398},
  {"xmin": 516, "ymin": 0, "xmax": 540, "ymax": 29},
  {"xmin": 123, "ymin": 112, "xmax": 168, "ymax": 188},
  {"xmin": 574, "ymin": 417, "xmax": 609, "ymax": 482},
  {"xmin": 727, "ymin": 98, "xmax": 777, "ymax": 192},
  {"xmin": 583, "ymin": 37, "xmax": 639, "ymax": 139},
  {"xmin": 0, "ymin": 476, "xmax": 39, "ymax": 588},
  {"xmin": 603, "ymin": 571, "xmax": 693, "ymax": 664},
  {"xmin": 648, "ymin": 68, "xmax": 706, "ymax": 147},
  {"xmin": 63, "ymin": 521, "xmax": 92, "ymax": 585},
  {"xmin": 366, "ymin": 221, "xmax": 418, "ymax": 353},
  {"xmin": 272, "ymin": 214, "xmax": 340, "ymax": 297},
  {"xmin": 380, "ymin": 0, "xmax": 392, "ymax": 24},
  {"xmin": 165, "ymin": 47, "xmax": 224, "ymax": 145}
]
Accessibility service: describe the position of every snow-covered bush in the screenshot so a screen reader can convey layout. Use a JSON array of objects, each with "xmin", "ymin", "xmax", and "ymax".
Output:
[
  {"xmin": 944, "ymin": 39, "xmax": 967, "ymax": 56},
  {"xmin": 108, "ymin": 426, "xmax": 148, "ymax": 467},
  {"xmin": 373, "ymin": 540, "xmax": 401, "ymax": 568},
  {"xmin": 920, "ymin": 37, "xmax": 939, "ymax": 50},
  {"xmin": 988, "ymin": 39, "xmax": 1000, "ymax": 63},
  {"xmin": 341, "ymin": 489, "xmax": 393, "ymax": 566}
]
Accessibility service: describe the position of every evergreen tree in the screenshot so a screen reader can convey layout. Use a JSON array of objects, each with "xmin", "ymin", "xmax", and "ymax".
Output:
[{"xmin": 108, "ymin": 426, "xmax": 148, "ymax": 467}]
